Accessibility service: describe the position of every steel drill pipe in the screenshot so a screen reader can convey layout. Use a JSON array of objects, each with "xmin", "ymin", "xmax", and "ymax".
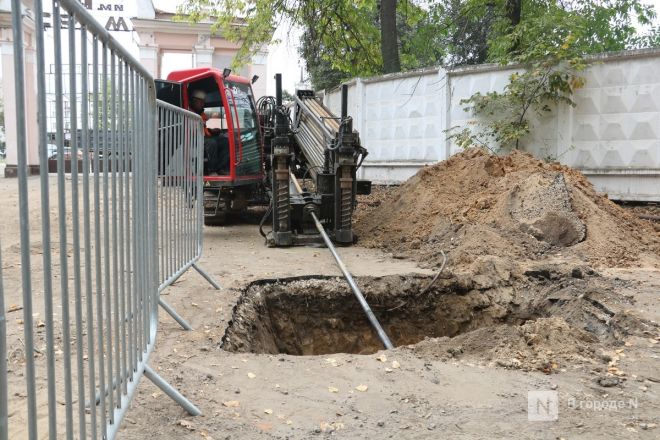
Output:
[{"xmin": 290, "ymin": 174, "xmax": 394, "ymax": 350}]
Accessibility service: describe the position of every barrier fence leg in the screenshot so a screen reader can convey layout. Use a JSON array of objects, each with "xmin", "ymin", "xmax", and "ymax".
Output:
[
  {"xmin": 192, "ymin": 263, "xmax": 222, "ymax": 290},
  {"xmin": 158, "ymin": 298, "xmax": 193, "ymax": 331},
  {"xmin": 157, "ymin": 263, "xmax": 218, "ymax": 331},
  {"xmin": 143, "ymin": 365, "xmax": 201, "ymax": 416}
]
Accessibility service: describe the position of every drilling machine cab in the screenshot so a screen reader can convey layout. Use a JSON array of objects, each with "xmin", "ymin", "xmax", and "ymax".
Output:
[{"xmin": 156, "ymin": 68, "xmax": 266, "ymax": 225}]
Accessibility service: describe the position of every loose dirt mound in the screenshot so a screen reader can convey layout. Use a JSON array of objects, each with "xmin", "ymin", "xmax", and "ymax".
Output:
[
  {"xmin": 355, "ymin": 149, "xmax": 660, "ymax": 268},
  {"xmin": 409, "ymin": 317, "xmax": 600, "ymax": 373}
]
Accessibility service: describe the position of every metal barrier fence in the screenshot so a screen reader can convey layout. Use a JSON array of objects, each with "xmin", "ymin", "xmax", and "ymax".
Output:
[
  {"xmin": 157, "ymin": 100, "xmax": 221, "ymax": 331},
  {"xmin": 0, "ymin": 247, "xmax": 7, "ymax": 440},
  {"xmin": 0, "ymin": 1, "xmax": 219, "ymax": 438}
]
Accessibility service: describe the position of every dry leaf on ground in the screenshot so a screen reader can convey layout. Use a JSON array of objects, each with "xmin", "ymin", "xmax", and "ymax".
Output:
[{"xmin": 177, "ymin": 419, "xmax": 194, "ymax": 430}]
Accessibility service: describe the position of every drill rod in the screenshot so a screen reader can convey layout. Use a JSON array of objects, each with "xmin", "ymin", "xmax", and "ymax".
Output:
[{"xmin": 290, "ymin": 174, "xmax": 394, "ymax": 350}]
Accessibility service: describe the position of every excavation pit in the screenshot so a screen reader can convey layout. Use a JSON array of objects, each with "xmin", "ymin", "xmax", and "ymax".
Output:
[{"xmin": 221, "ymin": 274, "xmax": 529, "ymax": 356}]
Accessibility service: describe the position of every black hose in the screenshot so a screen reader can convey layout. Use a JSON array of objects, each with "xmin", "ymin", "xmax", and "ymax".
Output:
[
  {"xmin": 420, "ymin": 250, "xmax": 447, "ymax": 295},
  {"xmin": 302, "ymin": 165, "xmax": 324, "ymax": 182},
  {"xmin": 258, "ymin": 200, "xmax": 273, "ymax": 240},
  {"xmin": 355, "ymin": 147, "xmax": 368, "ymax": 169},
  {"xmin": 256, "ymin": 96, "xmax": 277, "ymax": 135}
]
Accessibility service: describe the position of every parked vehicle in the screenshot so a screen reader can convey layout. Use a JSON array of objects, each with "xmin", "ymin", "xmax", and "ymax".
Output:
[{"xmin": 48, "ymin": 146, "xmax": 84, "ymax": 160}]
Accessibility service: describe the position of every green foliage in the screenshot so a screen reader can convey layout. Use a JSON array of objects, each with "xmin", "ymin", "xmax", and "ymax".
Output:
[
  {"xmin": 281, "ymin": 89, "xmax": 296, "ymax": 103},
  {"xmin": 448, "ymin": 31, "xmax": 588, "ymax": 151},
  {"xmin": 177, "ymin": 0, "xmax": 658, "ymax": 93},
  {"xmin": 627, "ymin": 26, "xmax": 660, "ymax": 49},
  {"xmin": 178, "ymin": 0, "xmax": 448, "ymax": 90},
  {"xmin": 427, "ymin": 0, "xmax": 497, "ymax": 66},
  {"xmin": 177, "ymin": 0, "xmax": 383, "ymax": 78},
  {"xmin": 299, "ymin": 30, "xmax": 348, "ymax": 91},
  {"xmin": 569, "ymin": 0, "xmax": 657, "ymax": 53},
  {"xmin": 396, "ymin": 1, "xmax": 448, "ymax": 69},
  {"xmin": 298, "ymin": 0, "xmax": 448, "ymax": 88},
  {"xmin": 176, "ymin": 0, "xmax": 277, "ymax": 69},
  {"xmin": 487, "ymin": 0, "xmax": 658, "ymax": 62},
  {"xmin": 431, "ymin": 0, "xmax": 659, "ymax": 68},
  {"xmin": 295, "ymin": 1, "xmax": 383, "ymax": 79},
  {"xmin": 447, "ymin": 0, "xmax": 658, "ymax": 153}
]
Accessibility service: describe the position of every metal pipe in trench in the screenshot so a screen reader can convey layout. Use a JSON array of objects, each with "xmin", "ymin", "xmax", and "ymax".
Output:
[{"xmin": 290, "ymin": 174, "xmax": 394, "ymax": 350}]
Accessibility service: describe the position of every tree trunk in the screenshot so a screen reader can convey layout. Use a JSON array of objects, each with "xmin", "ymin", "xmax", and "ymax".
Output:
[
  {"xmin": 505, "ymin": 0, "xmax": 522, "ymax": 55},
  {"xmin": 380, "ymin": 0, "xmax": 400, "ymax": 74},
  {"xmin": 506, "ymin": 0, "xmax": 522, "ymax": 26}
]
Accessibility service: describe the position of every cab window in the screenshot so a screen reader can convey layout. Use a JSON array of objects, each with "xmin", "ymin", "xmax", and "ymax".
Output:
[
  {"xmin": 224, "ymin": 81, "xmax": 260, "ymax": 146},
  {"xmin": 204, "ymin": 106, "xmax": 228, "ymax": 131}
]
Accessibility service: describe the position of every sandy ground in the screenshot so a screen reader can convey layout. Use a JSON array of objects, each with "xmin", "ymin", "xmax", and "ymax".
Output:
[
  {"xmin": 1, "ymin": 175, "xmax": 659, "ymax": 439},
  {"xmin": 113, "ymin": 242, "xmax": 659, "ymax": 440},
  {"xmin": 115, "ymin": 230, "xmax": 659, "ymax": 440}
]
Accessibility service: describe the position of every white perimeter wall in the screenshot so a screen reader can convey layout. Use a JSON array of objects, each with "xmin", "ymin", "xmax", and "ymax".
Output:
[{"xmin": 322, "ymin": 48, "xmax": 660, "ymax": 201}]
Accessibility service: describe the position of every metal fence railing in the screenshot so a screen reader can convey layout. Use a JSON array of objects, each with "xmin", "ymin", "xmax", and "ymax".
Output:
[
  {"xmin": 1, "ymin": 1, "xmax": 220, "ymax": 438},
  {"xmin": 0, "ymin": 247, "xmax": 7, "ymax": 440},
  {"xmin": 157, "ymin": 100, "xmax": 221, "ymax": 331}
]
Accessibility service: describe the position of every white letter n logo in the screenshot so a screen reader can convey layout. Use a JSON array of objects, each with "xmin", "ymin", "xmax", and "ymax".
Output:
[{"xmin": 528, "ymin": 391, "xmax": 559, "ymax": 421}]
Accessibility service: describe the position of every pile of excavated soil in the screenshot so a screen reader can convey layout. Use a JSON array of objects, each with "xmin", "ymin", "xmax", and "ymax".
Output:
[
  {"xmin": 408, "ymin": 317, "xmax": 600, "ymax": 373},
  {"xmin": 355, "ymin": 149, "xmax": 660, "ymax": 268}
]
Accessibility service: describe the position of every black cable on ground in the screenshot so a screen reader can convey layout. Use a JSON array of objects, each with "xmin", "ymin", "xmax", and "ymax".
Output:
[
  {"xmin": 258, "ymin": 200, "xmax": 273, "ymax": 240},
  {"xmin": 420, "ymin": 250, "xmax": 447, "ymax": 295}
]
